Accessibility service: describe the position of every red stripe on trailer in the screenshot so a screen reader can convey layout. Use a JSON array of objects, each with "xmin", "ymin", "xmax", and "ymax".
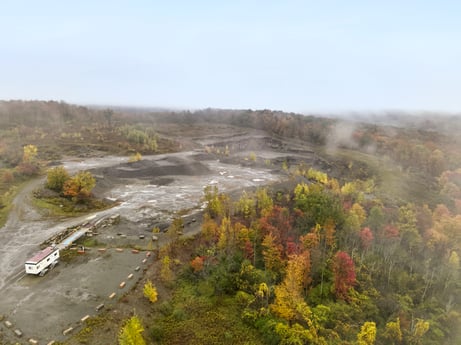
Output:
[{"xmin": 25, "ymin": 247, "xmax": 57, "ymax": 264}]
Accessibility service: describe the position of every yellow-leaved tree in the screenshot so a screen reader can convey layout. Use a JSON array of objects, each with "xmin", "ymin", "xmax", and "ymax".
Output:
[
  {"xmin": 23, "ymin": 144, "xmax": 38, "ymax": 163},
  {"xmin": 46, "ymin": 166, "xmax": 70, "ymax": 192},
  {"xmin": 118, "ymin": 315, "xmax": 145, "ymax": 345},
  {"xmin": 271, "ymin": 251, "xmax": 325, "ymax": 344},
  {"xmin": 383, "ymin": 318, "xmax": 402, "ymax": 344},
  {"xmin": 17, "ymin": 144, "xmax": 40, "ymax": 176},
  {"xmin": 271, "ymin": 252, "xmax": 311, "ymax": 323},
  {"xmin": 129, "ymin": 152, "xmax": 142, "ymax": 163},
  {"xmin": 357, "ymin": 321, "xmax": 376, "ymax": 345},
  {"xmin": 143, "ymin": 280, "xmax": 158, "ymax": 303}
]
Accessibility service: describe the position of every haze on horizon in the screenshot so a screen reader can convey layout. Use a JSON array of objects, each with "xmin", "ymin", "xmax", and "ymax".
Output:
[{"xmin": 1, "ymin": 0, "xmax": 460, "ymax": 114}]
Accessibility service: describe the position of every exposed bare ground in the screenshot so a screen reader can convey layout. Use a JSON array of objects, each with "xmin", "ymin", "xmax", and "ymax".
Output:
[{"xmin": 0, "ymin": 126, "xmax": 328, "ymax": 345}]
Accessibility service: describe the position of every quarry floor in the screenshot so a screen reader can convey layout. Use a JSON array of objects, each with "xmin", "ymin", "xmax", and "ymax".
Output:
[{"xmin": 0, "ymin": 129, "xmax": 323, "ymax": 344}]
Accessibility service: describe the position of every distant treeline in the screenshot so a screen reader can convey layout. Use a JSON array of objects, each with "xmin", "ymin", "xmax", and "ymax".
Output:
[
  {"xmin": 2, "ymin": 100, "xmax": 461, "ymax": 177},
  {"xmin": 0, "ymin": 100, "xmax": 107, "ymax": 128}
]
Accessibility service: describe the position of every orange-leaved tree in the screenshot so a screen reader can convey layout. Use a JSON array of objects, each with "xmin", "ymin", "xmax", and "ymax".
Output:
[{"xmin": 62, "ymin": 171, "xmax": 96, "ymax": 199}]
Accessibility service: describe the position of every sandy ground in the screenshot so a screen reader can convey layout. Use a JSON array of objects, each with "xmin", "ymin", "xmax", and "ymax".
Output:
[{"xmin": 0, "ymin": 130, "xmax": 320, "ymax": 344}]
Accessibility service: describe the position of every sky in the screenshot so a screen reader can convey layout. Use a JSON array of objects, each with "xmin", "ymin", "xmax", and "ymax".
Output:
[{"xmin": 1, "ymin": 0, "xmax": 460, "ymax": 113}]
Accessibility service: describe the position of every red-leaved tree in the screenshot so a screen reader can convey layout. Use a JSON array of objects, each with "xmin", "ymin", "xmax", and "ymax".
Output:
[
  {"xmin": 332, "ymin": 251, "xmax": 356, "ymax": 300},
  {"xmin": 359, "ymin": 227, "xmax": 374, "ymax": 250}
]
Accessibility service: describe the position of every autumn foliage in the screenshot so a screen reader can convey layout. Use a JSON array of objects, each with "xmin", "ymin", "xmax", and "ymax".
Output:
[
  {"xmin": 190, "ymin": 256, "xmax": 204, "ymax": 273},
  {"xmin": 143, "ymin": 280, "xmax": 158, "ymax": 304},
  {"xmin": 62, "ymin": 171, "xmax": 96, "ymax": 199},
  {"xmin": 332, "ymin": 251, "xmax": 356, "ymax": 300},
  {"xmin": 44, "ymin": 166, "xmax": 96, "ymax": 201},
  {"xmin": 118, "ymin": 315, "xmax": 146, "ymax": 345}
]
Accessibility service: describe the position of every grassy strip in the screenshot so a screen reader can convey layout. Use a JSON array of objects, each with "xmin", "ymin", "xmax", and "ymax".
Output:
[
  {"xmin": 31, "ymin": 196, "xmax": 79, "ymax": 217},
  {"xmin": 76, "ymin": 314, "xmax": 111, "ymax": 344},
  {"xmin": 0, "ymin": 181, "xmax": 29, "ymax": 228},
  {"xmin": 32, "ymin": 195, "xmax": 112, "ymax": 217}
]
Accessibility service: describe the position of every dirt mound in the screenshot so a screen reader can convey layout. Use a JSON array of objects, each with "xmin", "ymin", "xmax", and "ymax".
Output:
[{"xmin": 100, "ymin": 157, "xmax": 210, "ymax": 179}]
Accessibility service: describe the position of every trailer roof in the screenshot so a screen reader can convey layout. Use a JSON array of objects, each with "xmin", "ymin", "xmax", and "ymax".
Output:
[{"xmin": 25, "ymin": 246, "xmax": 57, "ymax": 264}]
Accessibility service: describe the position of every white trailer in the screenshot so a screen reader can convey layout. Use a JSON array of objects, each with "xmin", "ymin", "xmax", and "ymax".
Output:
[{"xmin": 25, "ymin": 246, "xmax": 60, "ymax": 276}]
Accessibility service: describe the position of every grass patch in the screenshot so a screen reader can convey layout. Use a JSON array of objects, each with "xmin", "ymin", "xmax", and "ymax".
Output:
[
  {"xmin": 150, "ymin": 282, "xmax": 264, "ymax": 345},
  {"xmin": 76, "ymin": 315, "xmax": 110, "ymax": 344},
  {"xmin": 59, "ymin": 248, "xmax": 80, "ymax": 263},
  {"xmin": 80, "ymin": 237, "xmax": 103, "ymax": 248},
  {"xmin": 32, "ymin": 195, "xmax": 112, "ymax": 217}
]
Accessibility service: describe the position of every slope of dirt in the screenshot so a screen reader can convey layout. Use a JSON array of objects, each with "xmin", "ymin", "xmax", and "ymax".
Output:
[{"xmin": 99, "ymin": 156, "xmax": 210, "ymax": 179}]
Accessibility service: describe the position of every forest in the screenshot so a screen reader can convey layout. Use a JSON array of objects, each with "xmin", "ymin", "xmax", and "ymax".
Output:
[
  {"xmin": 0, "ymin": 101, "xmax": 460, "ymax": 344},
  {"xmin": 155, "ymin": 168, "xmax": 461, "ymax": 344}
]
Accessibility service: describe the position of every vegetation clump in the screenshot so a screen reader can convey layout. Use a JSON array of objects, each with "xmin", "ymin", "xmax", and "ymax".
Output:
[{"xmin": 35, "ymin": 166, "xmax": 107, "ymax": 215}]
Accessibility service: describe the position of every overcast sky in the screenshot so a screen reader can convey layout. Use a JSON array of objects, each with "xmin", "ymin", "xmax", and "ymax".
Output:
[{"xmin": 1, "ymin": 1, "xmax": 460, "ymax": 113}]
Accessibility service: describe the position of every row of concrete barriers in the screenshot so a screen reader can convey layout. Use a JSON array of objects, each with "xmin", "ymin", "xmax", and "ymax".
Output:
[{"xmin": 1, "ymin": 248, "xmax": 152, "ymax": 345}]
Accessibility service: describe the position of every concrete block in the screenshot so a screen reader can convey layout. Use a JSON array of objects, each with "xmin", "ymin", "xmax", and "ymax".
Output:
[
  {"xmin": 80, "ymin": 315, "xmax": 90, "ymax": 323},
  {"xmin": 29, "ymin": 339, "xmax": 39, "ymax": 344},
  {"xmin": 98, "ymin": 248, "xmax": 107, "ymax": 253},
  {"xmin": 127, "ymin": 273, "xmax": 134, "ymax": 279},
  {"xmin": 131, "ymin": 249, "xmax": 139, "ymax": 254},
  {"xmin": 119, "ymin": 281, "xmax": 126, "ymax": 289},
  {"xmin": 109, "ymin": 292, "xmax": 116, "ymax": 299},
  {"xmin": 134, "ymin": 266, "xmax": 140, "ymax": 271},
  {"xmin": 116, "ymin": 248, "xmax": 124, "ymax": 252},
  {"xmin": 47, "ymin": 341, "xmax": 56, "ymax": 345},
  {"xmin": 96, "ymin": 303, "xmax": 104, "ymax": 311},
  {"xmin": 63, "ymin": 327, "xmax": 73, "ymax": 335},
  {"xmin": 14, "ymin": 329, "xmax": 23, "ymax": 337},
  {"xmin": 142, "ymin": 258, "xmax": 147, "ymax": 264},
  {"xmin": 146, "ymin": 252, "xmax": 151, "ymax": 257},
  {"xmin": 4, "ymin": 320, "xmax": 12, "ymax": 328}
]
